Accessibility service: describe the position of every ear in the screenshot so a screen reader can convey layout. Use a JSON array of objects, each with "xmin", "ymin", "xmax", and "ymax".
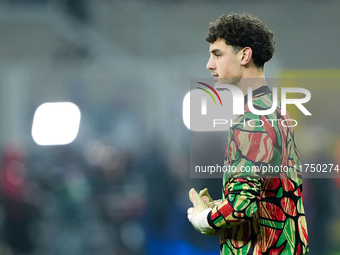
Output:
[{"xmin": 240, "ymin": 47, "xmax": 253, "ymax": 66}]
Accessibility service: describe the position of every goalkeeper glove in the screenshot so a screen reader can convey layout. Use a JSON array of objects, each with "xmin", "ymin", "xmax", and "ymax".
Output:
[{"xmin": 187, "ymin": 188, "xmax": 220, "ymax": 235}]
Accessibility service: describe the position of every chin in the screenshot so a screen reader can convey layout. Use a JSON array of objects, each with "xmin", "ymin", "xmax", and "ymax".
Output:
[{"xmin": 215, "ymin": 77, "xmax": 240, "ymax": 85}]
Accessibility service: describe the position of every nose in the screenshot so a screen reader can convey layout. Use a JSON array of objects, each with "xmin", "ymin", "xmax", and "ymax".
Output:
[{"xmin": 206, "ymin": 56, "xmax": 215, "ymax": 70}]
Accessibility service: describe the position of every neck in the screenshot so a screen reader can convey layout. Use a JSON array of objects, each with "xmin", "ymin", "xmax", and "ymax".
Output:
[{"xmin": 236, "ymin": 67, "xmax": 266, "ymax": 95}]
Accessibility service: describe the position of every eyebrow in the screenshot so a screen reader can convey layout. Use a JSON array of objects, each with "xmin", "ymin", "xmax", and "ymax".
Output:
[{"xmin": 210, "ymin": 49, "xmax": 222, "ymax": 55}]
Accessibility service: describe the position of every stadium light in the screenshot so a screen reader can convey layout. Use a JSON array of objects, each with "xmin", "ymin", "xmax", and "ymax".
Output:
[{"xmin": 32, "ymin": 102, "xmax": 81, "ymax": 146}]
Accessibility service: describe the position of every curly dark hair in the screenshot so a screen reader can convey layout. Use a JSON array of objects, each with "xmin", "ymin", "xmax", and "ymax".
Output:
[{"xmin": 206, "ymin": 13, "xmax": 275, "ymax": 68}]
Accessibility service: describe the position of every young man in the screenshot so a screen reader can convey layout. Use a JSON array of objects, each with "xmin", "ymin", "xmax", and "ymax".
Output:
[{"xmin": 187, "ymin": 13, "xmax": 309, "ymax": 254}]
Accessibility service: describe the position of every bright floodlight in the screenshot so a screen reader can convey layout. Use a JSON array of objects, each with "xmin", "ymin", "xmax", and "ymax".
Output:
[
  {"xmin": 182, "ymin": 91, "xmax": 191, "ymax": 130},
  {"xmin": 32, "ymin": 102, "xmax": 81, "ymax": 146}
]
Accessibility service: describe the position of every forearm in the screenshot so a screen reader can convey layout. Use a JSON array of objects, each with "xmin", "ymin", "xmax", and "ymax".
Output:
[{"xmin": 208, "ymin": 177, "xmax": 260, "ymax": 229}]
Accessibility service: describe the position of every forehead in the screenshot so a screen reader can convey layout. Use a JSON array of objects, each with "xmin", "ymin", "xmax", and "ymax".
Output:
[{"xmin": 209, "ymin": 39, "xmax": 232, "ymax": 52}]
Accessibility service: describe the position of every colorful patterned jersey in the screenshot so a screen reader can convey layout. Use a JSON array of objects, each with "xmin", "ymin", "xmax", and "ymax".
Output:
[{"xmin": 207, "ymin": 86, "xmax": 309, "ymax": 254}]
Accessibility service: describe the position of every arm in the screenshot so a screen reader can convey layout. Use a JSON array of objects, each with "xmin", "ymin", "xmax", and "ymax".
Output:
[
  {"xmin": 208, "ymin": 126, "xmax": 274, "ymax": 229},
  {"xmin": 208, "ymin": 174, "xmax": 261, "ymax": 229}
]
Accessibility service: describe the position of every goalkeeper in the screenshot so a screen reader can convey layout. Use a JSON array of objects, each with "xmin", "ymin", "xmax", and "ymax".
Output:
[{"xmin": 187, "ymin": 13, "xmax": 309, "ymax": 254}]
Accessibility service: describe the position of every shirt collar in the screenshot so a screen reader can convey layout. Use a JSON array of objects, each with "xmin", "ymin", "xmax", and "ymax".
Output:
[{"xmin": 244, "ymin": 86, "xmax": 271, "ymax": 105}]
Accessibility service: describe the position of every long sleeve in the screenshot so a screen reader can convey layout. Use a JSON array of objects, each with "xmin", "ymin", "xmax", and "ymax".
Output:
[{"xmin": 208, "ymin": 118, "xmax": 275, "ymax": 229}]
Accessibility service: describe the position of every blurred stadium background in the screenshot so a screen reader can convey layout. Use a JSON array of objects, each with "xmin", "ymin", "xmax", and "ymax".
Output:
[{"xmin": 0, "ymin": 0, "xmax": 339, "ymax": 254}]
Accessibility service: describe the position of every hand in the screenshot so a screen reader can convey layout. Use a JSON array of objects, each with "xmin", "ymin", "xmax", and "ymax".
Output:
[
  {"xmin": 198, "ymin": 188, "xmax": 220, "ymax": 208},
  {"xmin": 187, "ymin": 207, "xmax": 219, "ymax": 235},
  {"xmin": 187, "ymin": 188, "xmax": 220, "ymax": 236}
]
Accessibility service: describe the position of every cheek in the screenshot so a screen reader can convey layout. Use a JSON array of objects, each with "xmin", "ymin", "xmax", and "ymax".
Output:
[
  {"xmin": 217, "ymin": 59, "xmax": 228, "ymax": 71},
  {"xmin": 218, "ymin": 59, "xmax": 235, "ymax": 76},
  {"xmin": 224, "ymin": 59, "xmax": 240, "ymax": 76}
]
